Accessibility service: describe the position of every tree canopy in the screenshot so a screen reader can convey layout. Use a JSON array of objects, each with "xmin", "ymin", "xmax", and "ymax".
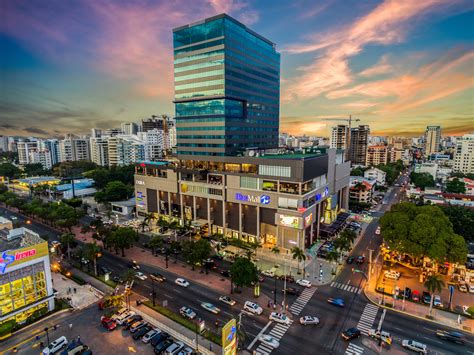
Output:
[
  {"xmin": 410, "ymin": 172, "xmax": 435, "ymax": 190},
  {"xmin": 445, "ymin": 178, "xmax": 466, "ymax": 194},
  {"xmin": 95, "ymin": 181, "xmax": 133, "ymax": 203},
  {"xmin": 375, "ymin": 160, "xmax": 404, "ymax": 185},
  {"xmin": 380, "ymin": 202, "xmax": 467, "ymax": 264},
  {"xmin": 440, "ymin": 205, "xmax": 474, "ymax": 243},
  {"xmin": 84, "ymin": 165, "xmax": 135, "ymax": 189},
  {"xmin": 24, "ymin": 163, "xmax": 49, "ymax": 177},
  {"xmin": 52, "ymin": 161, "xmax": 97, "ymax": 177},
  {"xmin": 230, "ymin": 257, "xmax": 258, "ymax": 289},
  {"xmin": 350, "ymin": 166, "xmax": 367, "ymax": 177},
  {"xmin": 0, "ymin": 163, "xmax": 21, "ymax": 179}
]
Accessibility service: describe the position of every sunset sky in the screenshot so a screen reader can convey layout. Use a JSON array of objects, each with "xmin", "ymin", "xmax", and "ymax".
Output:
[{"xmin": 1, "ymin": 0, "xmax": 473, "ymax": 138}]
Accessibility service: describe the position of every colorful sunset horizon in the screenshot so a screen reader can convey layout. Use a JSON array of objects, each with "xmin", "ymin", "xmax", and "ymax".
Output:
[{"xmin": 1, "ymin": 0, "xmax": 473, "ymax": 138}]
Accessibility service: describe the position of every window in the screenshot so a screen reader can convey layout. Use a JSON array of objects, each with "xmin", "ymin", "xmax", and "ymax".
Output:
[
  {"xmin": 278, "ymin": 197, "xmax": 298, "ymax": 210},
  {"xmin": 262, "ymin": 180, "xmax": 277, "ymax": 192},
  {"xmin": 259, "ymin": 165, "xmax": 291, "ymax": 178},
  {"xmin": 280, "ymin": 182, "xmax": 299, "ymax": 194},
  {"xmin": 240, "ymin": 176, "xmax": 258, "ymax": 189}
]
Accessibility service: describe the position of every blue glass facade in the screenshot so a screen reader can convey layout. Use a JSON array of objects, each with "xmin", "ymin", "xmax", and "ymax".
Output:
[{"xmin": 173, "ymin": 14, "xmax": 280, "ymax": 156}]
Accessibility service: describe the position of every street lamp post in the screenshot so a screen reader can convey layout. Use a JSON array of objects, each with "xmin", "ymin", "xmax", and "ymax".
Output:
[
  {"xmin": 44, "ymin": 327, "xmax": 50, "ymax": 346},
  {"xmin": 151, "ymin": 278, "xmax": 156, "ymax": 307}
]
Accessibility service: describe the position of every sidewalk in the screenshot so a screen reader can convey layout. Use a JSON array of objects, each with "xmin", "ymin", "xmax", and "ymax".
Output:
[{"xmin": 364, "ymin": 269, "xmax": 474, "ymax": 334}]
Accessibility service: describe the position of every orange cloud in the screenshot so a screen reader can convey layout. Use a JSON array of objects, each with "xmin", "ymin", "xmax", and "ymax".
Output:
[{"xmin": 358, "ymin": 55, "xmax": 392, "ymax": 77}]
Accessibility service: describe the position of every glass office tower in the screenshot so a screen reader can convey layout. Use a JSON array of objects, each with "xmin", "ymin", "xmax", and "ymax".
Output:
[{"xmin": 173, "ymin": 14, "xmax": 280, "ymax": 156}]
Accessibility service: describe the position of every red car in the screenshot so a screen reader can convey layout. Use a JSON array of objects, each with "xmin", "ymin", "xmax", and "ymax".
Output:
[
  {"xmin": 101, "ymin": 315, "xmax": 117, "ymax": 331},
  {"xmin": 411, "ymin": 290, "xmax": 420, "ymax": 302}
]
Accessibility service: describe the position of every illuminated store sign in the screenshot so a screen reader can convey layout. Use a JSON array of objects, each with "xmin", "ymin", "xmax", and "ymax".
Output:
[
  {"xmin": 278, "ymin": 214, "xmax": 302, "ymax": 229},
  {"xmin": 0, "ymin": 249, "xmax": 37, "ymax": 273},
  {"xmin": 136, "ymin": 180, "xmax": 145, "ymax": 185},
  {"xmin": 315, "ymin": 186, "xmax": 329, "ymax": 202},
  {"xmin": 235, "ymin": 193, "xmax": 270, "ymax": 205},
  {"xmin": 304, "ymin": 213, "xmax": 313, "ymax": 227}
]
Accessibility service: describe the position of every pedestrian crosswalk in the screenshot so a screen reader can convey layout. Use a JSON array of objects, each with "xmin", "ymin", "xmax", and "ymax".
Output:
[
  {"xmin": 254, "ymin": 287, "xmax": 317, "ymax": 354},
  {"xmin": 356, "ymin": 303, "xmax": 379, "ymax": 333},
  {"xmin": 288, "ymin": 287, "xmax": 317, "ymax": 315},
  {"xmin": 345, "ymin": 342, "xmax": 365, "ymax": 355},
  {"xmin": 330, "ymin": 281, "xmax": 362, "ymax": 294}
]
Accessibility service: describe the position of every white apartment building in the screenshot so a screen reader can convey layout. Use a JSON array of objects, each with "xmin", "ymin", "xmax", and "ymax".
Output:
[
  {"xmin": 138, "ymin": 129, "xmax": 165, "ymax": 161},
  {"xmin": 424, "ymin": 126, "xmax": 441, "ymax": 156},
  {"xmin": 453, "ymin": 133, "xmax": 474, "ymax": 174},
  {"xmin": 90, "ymin": 137, "xmax": 109, "ymax": 166},
  {"xmin": 107, "ymin": 135, "xmax": 145, "ymax": 167},
  {"xmin": 121, "ymin": 122, "xmax": 139, "ymax": 135},
  {"xmin": 40, "ymin": 139, "xmax": 60, "ymax": 165},
  {"xmin": 59, "ymin": 137, "xmax": 91, "ymax": 162},
  {"xmin": 330, "ymin": 125, "xmax": 349, "ymax": 151},
  {"xmin": 364, "ymin": 167, "xmax": 386, "ymax": 185},
  {"xmin": 28, "ymin": 150, "xmax": 52, "ymax": 170},
  {"xmin": 17, "ymin": 140, "xmax": 38, "ymax": 166}
]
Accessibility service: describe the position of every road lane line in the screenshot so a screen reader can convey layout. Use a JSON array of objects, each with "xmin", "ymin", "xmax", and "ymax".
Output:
[
  {"xmin": 377, "ymin": 308, "xmax": 386, "ymax": 331},
  {"xmin": 247, "ymin": 321, "xmax": 272, "ymax": 350}
]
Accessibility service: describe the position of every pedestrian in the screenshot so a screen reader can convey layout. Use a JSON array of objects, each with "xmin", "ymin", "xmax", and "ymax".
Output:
[
  {"xmin": 40, "ymin": 341, "xmax": 44, "ymax": 348},
  {"xmin": 77, "ymin": 335, "xmax": 81, "ymax": 343},
  {"xmin": 209, "ymin": 343, "xmax": 212, "ymax": 351},
  {"xmin": 73, "ymin": 288, "xmax": 76, "ymax": 294}
]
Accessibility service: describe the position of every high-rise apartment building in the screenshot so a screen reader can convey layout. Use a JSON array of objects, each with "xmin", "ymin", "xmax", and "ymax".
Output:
[
  {"xmin": 0, "ymin": 136, "xmax": 8, "ymax": 152},
  {"xmin": 17, "ymin": 140, "xmax": 38, "ymax": 166},
  {"xmin": 366, "ymin": 145, "xmax": 388, "ymax": 166},
  {"xmin": 41, "ymin": 139, "xmax": 60, "ymax": 165},
  {"xmin": 90, "ymin": 137, "xmax": 109, "ymax": 166},
  {"xmin": 173, "ymin": 14, "xmax": 280, "ymax": 156},
  {"xmin": 349, "ymin": 125, "xmax": 370, "ymax": 166},
  {"xmin": 424, "ymin": 126, "xmax": 441, "ymax": 156},
  {"xmin": 29, "ymin": 150, "xmax": 52, "ymax": 170},
  {"xmin": 453, "ymin": 133, "xmax": 474, "ymax": 174},
  {"xmin": 107, "ymin": 136, "xmax": 145, "ymax": 167},
  {"xmin": 59, "ymin": 136, "xmax": 90, "ymax": 162},
  {"xmin": 91, "ymin": 128, "xmax": 102, "ymax": 138},
  {"xmin": 121, "ymin": 122, "xmax": 139, "ymax": 135},
  {"xmin": 330, "ymin": 125, "xmax": 349, "ymax": 153}
]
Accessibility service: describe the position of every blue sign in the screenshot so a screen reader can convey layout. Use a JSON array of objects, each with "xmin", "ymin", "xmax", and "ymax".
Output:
[
  {"xmin": 448, "ymin": 285, "xmax": 455, "ymax": 305},
  {"xmin": 0, "ymin": 251, "xmax": 15, "ymax": 274},
  {"xmin": 235, "ymin": 193, "xmax": 270, "ymax": 205},
  {"xmin": 227, "ymin": 325, "xmax": 236, "ymax": 342}
]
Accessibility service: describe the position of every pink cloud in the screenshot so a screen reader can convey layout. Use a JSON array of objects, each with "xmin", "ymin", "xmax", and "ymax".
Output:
[
  {"xmin": 282, "ymin": 0, "xmax": 458, "ymax": 102},
  {"xmin": 358, "ymin": 55, "xmax": 392, "ymax": 77},
  {"xmin": 208, "ymin": 0, "xmax": 259, "ymax": 24}
]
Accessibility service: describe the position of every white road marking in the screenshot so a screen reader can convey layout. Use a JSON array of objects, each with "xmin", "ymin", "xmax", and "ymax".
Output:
[{"xmin": 247, "ymin": 321, "xmax": 272, "ymax": 350}]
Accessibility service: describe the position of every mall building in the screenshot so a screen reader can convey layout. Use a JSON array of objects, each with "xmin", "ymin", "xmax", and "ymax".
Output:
[
  {"xmin": 0, "ymin": 218, "xmax": 54, "ymax": 326},
  {"xmin": 134, "ymin": 14, "xmax": 351, "ymax": 251}
]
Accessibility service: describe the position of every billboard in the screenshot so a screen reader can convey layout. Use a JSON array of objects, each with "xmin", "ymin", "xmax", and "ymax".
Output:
[
  {"xmin": 0, "ymin": 241, "xmax": 48, "ymax": 274},
  {"xmin": 222, "ymin": 318, "xmax": 237, "ymax": 355},
  {"xmin": 276, "ymin": 214, "xmax": 302, "ymax": 229}
]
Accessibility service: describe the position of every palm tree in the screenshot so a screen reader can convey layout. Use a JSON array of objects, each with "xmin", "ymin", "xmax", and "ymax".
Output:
[
  {"xmin": 424, "ymin": 274, "xmax": 445, "ymax": 317},
  {"xmin": 291, "ymin": 247, "xmax": 306, "ymax": 275},
  {"xmin": 143, "ymin": 212, "xmax": 157, "ymax": 231},
  {"xmin": 326, "ymin": 250, "xmax": 340, "ymax": 274},
  {"xmin": 121, "ymin": 268, "xmax": 136, "ymax": 284},
  {"xmin": 149, "ymin": 235, "xmax": 164, "ymax": 256},
  {"xmin": 271, "ymin": 246, "xmax": 280, "ymax": 269},
  {"xmin": 60, "ymin": 233, "xmax": 75, "ymax": 259},
  {"xmin": 83, "ymin": 242, "xmax": 101, "ymax": 276}
]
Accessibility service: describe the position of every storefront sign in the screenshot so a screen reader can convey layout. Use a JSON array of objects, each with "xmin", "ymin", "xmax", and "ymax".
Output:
[
  {"xmin": 222, "ymin": 318, "xmax": 237, "ymax": 355},
  {"xmin": 315, "ymin": 186, "xmax": 330, "ymax": 202},
  {"xmin": 277, "ymin": 214, "xmax": 302, "ymax": 229},
  {"xmin": 235, "ymin": 193, "xmax": 270, "ymax": 205},
  {"xmin": 0, "ymin": 248, "xmax": 38, "ymax": 273},
  {"xmin": 304, "ymin": 213, "xmax": 313, "ymax": 227},
  {"xmin": 136, "ymin": 180, "xmax": 145, "ymax": 185}
]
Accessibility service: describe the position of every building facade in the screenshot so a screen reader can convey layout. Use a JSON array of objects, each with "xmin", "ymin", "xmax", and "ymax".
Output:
[
  {"xmin": 121, "ymin": 122, "xmax": 139, "ymax": 135},
  {"xmin": 349, "ymin": 177, "xmax": 375, "ymax": 203},
  {"xmin": 0, "ymin": 223, "xmax": 54, "ymax": 326},
  {"xmin": 330, "ymin": 125, "xmax": 349, "ymax": 154},
  {"xmin": 59, "ymin": 137, "xmax": 91, "ymax": 162},
  {"xmin": 453, "ymin": 133, "xmax": 474, "ymax": 174},
  {"xmin": 135, "ymin": 148, "xmax": 350, "ymax": 250},
  {"xmin": 349, "ymin": 125, "xmax": 370, "ymax": 166},
  {"xmin": 424, "ymin": 126, "xmax": 441, "ymax": 156},
  {"xmin": 173, "ymin": 14, "xmax": 280, "ymax": 156},
  {"xmin": 364, "ymin": 167, "xmax": 386, "ymax": 186},
  {"xmin": 90, "ymin": 137, "xmax": 109, "ymax": 167},
  {"xmin": 366, "ymin": 145, "xmax": 388, "ymax": 166},
  {"xmin": 17, "ymin": 140, "xmax": 38, "ymax": 166}
]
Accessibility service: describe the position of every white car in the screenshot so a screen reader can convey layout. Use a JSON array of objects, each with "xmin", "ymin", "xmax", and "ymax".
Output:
[
  {"xmin": 219, "ymin": 296, "xmax": 236, "ymax": 306},
  {"xmin": 458, "ymin": 283, "xmax": 468, "ymax": 293},
  {"xmin": 243, "ymin": 301, "xmax": 263, "ymax": 315},
  {"xmin": 433, "ymin": 295, "xmax": 443, "ymax": 308},
  {"xmin": 402, "ymin": 339, "xmax": 427, "ymax": 354},
  {"xmin": 201, "ymin": 302, "xmax": 221, "ymax": 314},
  {"xmin": 269, "ymin": 312, "xmax": 292, "ymax": 325},
  {"xmin": 110, "ymin": 307, "xmax": 128, "ymax": 321},
  {"xmin": 259, "ymin": 334, "xmax": 279, "ymax": 348},
  {"xmin": 115, "ymin": 310, "xmax": 135, "ymax": 325},
  {"xmin": 42, "ymin": 336, "xmax": 68, "ymax": 354},
  {"xmin": 135, "ymin": 272, "xmax": 147, "ymax": 280},
  {"xmin": 300, "ymin": 316, "xmax": 319, "ymax": 325},
  {"xmin": 175, "ymin": 278, "xmax": 189, "ymax": 287},
  {"xmin": 261, "ymin": 270, "xmax": 275, "ymax": 277},
  {"xmin": 469, "ymin": 284, "xmax": 474, "ymax": 294},
  {"xmin": 296, "ymin": 279, "xmax": 312, "ymax": 288},
  {"xmin": 142, "ymin": 328, "xmax": 161, "ymax": 343},
  {"xmin": 375, "ymin": 226, "xmax": 381, "ymax": 235},
  {"xmin": 180, "ymin": 306, "xmax": 196, "ymax": 319}
]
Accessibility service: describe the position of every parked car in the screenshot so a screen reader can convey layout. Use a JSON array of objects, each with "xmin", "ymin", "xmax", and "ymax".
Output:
[
  {"xmin": 356, "ymin": 256, "xmax": 365, "ymax": 264},
  {"xmin": 422, "ymin": 292, "xmax": 431, "ymax": 304},
  {"xmin": 433, "ymin": 295, "xmax": 443, "ymax": 308},
  {"xmin": 124, "ymin": 315, "xmax": 143, "ymax": 329},
  {"xmin": 150, "ymin": 332, "xmax": 170, "ymax": 347},
  {"xmin": 42, "ymin": 336, "xmax": 68, "ymax": 355},
  {"xmin": 175, "ymin": 278, "xmax": 189, "ymax": 287},
  {"xmin": 277, "ymin": 274, "xmax": 295, "ymax": 283},
  {"xmin": 164, "ymin": 341, "xmax": 184, "ymax": 355},
  {"xmin": 150, "ymin": 273, "xmax": 166, "ymax": 282},
  {"xmin": 220, "ymin": 270, "xmax": 231, "ymax": 278},
  {"xmin": 346, "ymin": 256, "xmax": 354, "ymax": 264},
  {"xmin": 258, "ymin": 335, "xmax": 279, "ymax": 349},
  {"xmin": 243, "ymin": 301, "xmax": 263, "ymax": 315},
  {"xmin": 113, "ymin": 276, "xmax": 124, "ymax": 283},
  {"xmin": 129, "ymin": 320, "xmax": 148, "ymax": 333},
  {"xmin": 404, "ymin": 287, "xmax": 412, "ymax": 299},
  {"xmin": 296, "ymin": 279, "xmax": 312, "ymax": 288},
  {"xmin": 368, "ymin": 329, "xmax": 392, "ymax": 344},
  {"xmin": 100, "ymin": 266, "xmax": 112, "ymax": 275},
  {"xmin": 154, "ymin": 339, "xmax": 173, "ymax": 354},
  {"xmin": 219, "ymin": 296, "xmax": 236, "ymax": 306},
  {"xmin": 179, "ymin": 306, "xmax": 196, "ymax": 320},
  {"xmin": 282, "ymin": 287, "xmax": 301, "ymax": 296},
  {"xmin": 342, "ymin": 327, "xmax": 361, "ymax": 340},
  {"xmin": 115, "ymin": 311, "xmax": 136, "ymax": 325},
  {"xmin": 176, "ymin": 347, "xmax": 193, "ymax": 355},
  {"xmin": 401, "ymin": 339, "xmax": 427, "ymax": 354},
  {"xmin": 299, "ymin": 316, "xmax": 319, "ymax": 325},
  {"xmin": 384, "ymin": 270, "xmax": 400, "ymax": 280},
  {"xmin": 458, "ymin": 283, "xmax": 468, "ymax": 293},
  {"xmin": 327, "ymin": 298, "xmax": 345, "ymax": 307},
  {"xmin": 101, "ymin": 315, "xmax": 117, "ymax": 331},
  {"xmin": 261, "ymin": 270, "xmax": 275, "ymax": 277},
  {"xmin": 133, "ymin": 324, "xmax": 152, "ymax": 340},
  {"xmin": 269, "ymin": 312, "xmax": 292, "ymax": 325},
  {"xmin": 411, "ymin": 290, "xmax": 420, "ymax": 302},
  {"xmin": 142, "ymin": 329, "xmax": 161, "ymax": 344},
  {"xmin": 435, "ymin": 330, "xmax": 465, "ymax": 345},
  {"xmin": 201, "ymin": 302, "xmax": 221, "ymax": 314},
  {"xmin": 469, "ymin": 284, "xmax": 474, "ymax": 294}
]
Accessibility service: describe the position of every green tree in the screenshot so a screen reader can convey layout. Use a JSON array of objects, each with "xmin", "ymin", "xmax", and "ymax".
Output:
[
  {"xmin": 149, "ymin": 235, "xmax": 164, "ymax": 256},
  {"xmin": 169, "ymin": 241, "xmax": 181, "ymax": 263},
  {"xmin": 121, "ymin": 268, "xmax": 137, "ymax": 284},
  {"xmin": 376, "ymin": 160, "xmax": 404, "ymax": 185},
  {"xmin": 410, "ymin": 172, "xmax": 435, "ymax": 190},
  {"xmin": 60, "ymin": 233, "xmax": 76, "ymax": 259},
  {"xmin": 95, "ymin": 181, "xmax": 132, "ymax": 203},
  {"xmin": 83, "ymin": 242, "xmax": 102, "ymax": 276},
  {"xmin": 291, "ymin": 247, "xmax": 306, "ymax": 275},
  {"xmin": 326, "ymin": 250, "xmax": 340, "ymax": 274},
  {"xmin": 109, "ymin": 227, "xmax": 138, "ymax": 257},
  {"xmin": 424, "ymin": 274, "xmax": 445, "ymax": 317},
  {"xmin": 0, "ymin": 163, "xmax": 21, "ymax": 179},
  {"xmin": 181, "ymin": 240, "xmax": 197, "ymax": 269},
  {"xmin": 143, "ymin": 212, "xmax": 157, "ymax": 231},
  {"xmin": 271, "ymin": 246, "xmax": 280, "ymax": 265},
  {"xmin": 445, "ymin": 178, "xmax": 466, "ymax": 194},
  {"xmin": 230, "ymin": 257, "xmax": 258, "ymax": 292},
  {"xmin": 440, "ymin": 205, "xmax": 474, "ymax": 243},
  {"xmin": 24, "ymin": 163, "xmax": 48, "ymax": 176},
  {"xmin": 194, "ymin": 238, "xmax": 212, "ymax": 272}
]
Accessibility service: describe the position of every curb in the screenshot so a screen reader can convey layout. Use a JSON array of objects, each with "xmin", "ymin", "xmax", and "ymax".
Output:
[{"xmin": 363, "ymin": 288, "xmax": 473, "ymax": 335}]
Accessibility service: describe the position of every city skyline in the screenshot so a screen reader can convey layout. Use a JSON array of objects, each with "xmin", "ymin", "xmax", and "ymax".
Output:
[{"xmin": 1, "ymin": 0, "xmax": 473, "ymax": 138}]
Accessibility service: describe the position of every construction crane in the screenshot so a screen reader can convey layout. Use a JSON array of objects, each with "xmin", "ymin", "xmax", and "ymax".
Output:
[{"xmin": 322, "ymin": 115, "xmax": 361, "ymax": 161}]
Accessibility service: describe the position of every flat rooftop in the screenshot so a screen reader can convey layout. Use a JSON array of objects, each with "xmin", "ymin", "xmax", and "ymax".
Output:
[{"xmin": 0, "ymin": 227, "xmax": 45, "ymax": 252}]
